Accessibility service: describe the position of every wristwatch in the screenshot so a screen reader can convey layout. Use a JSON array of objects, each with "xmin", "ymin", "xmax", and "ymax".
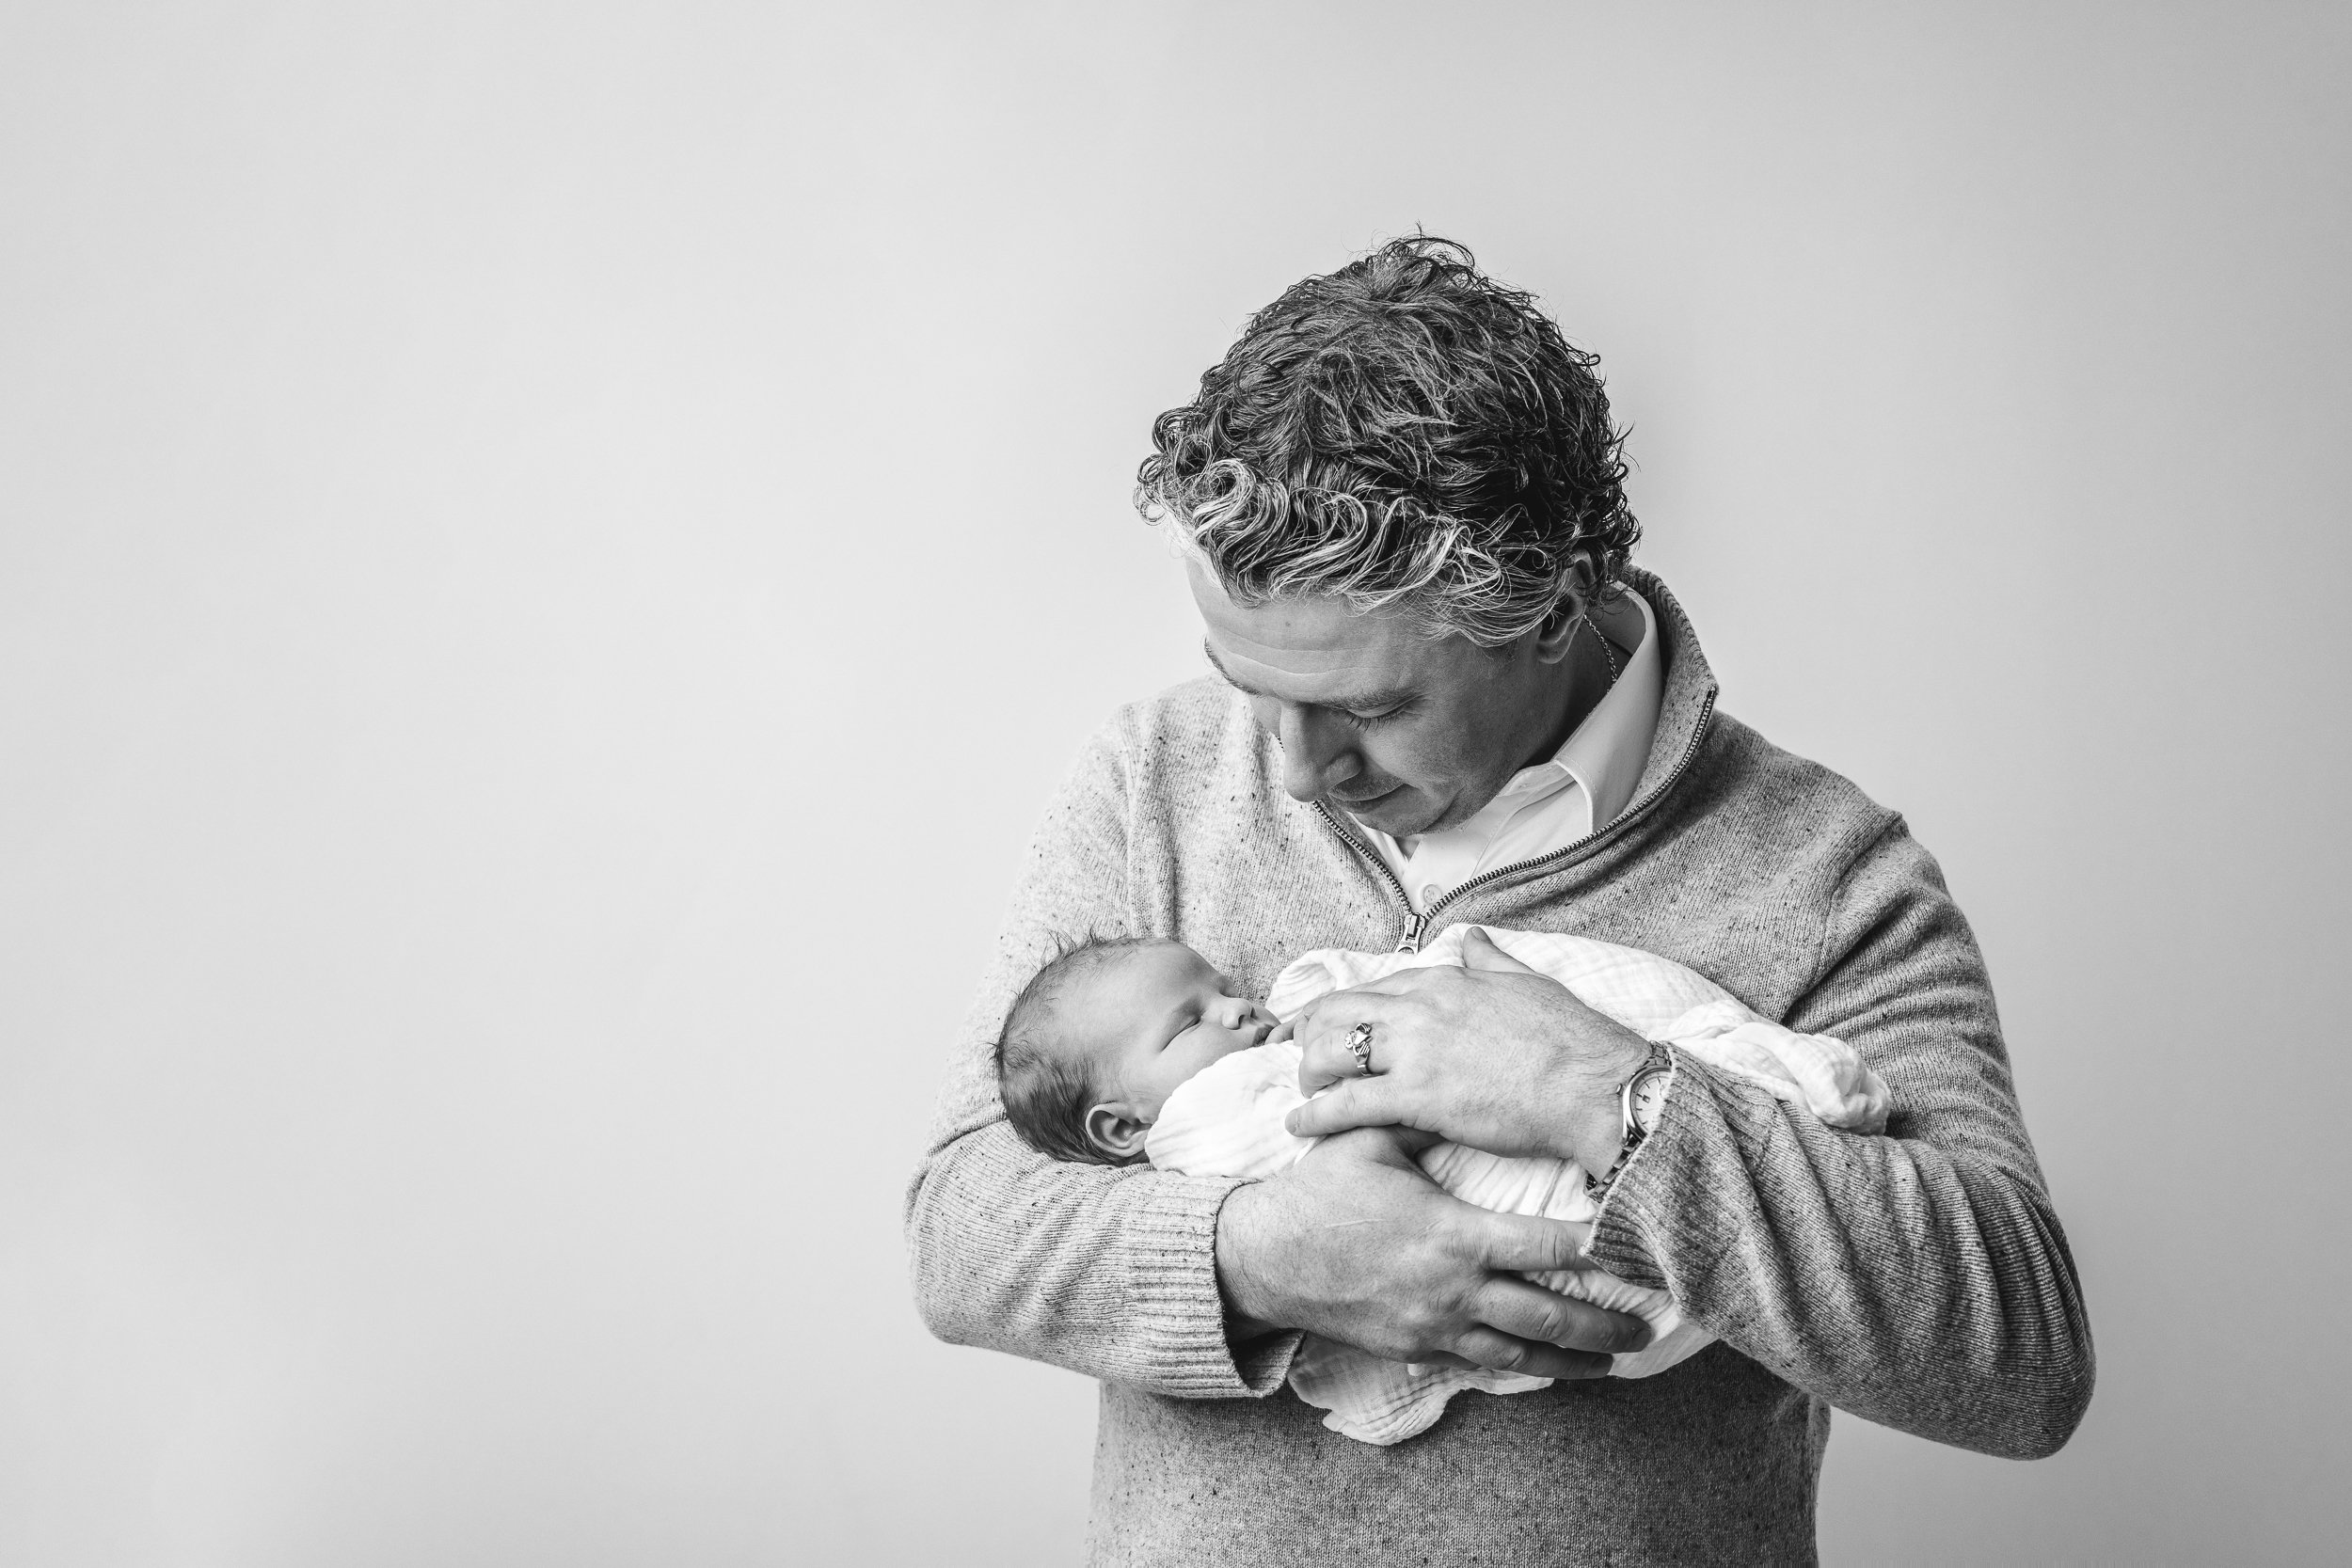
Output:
[{"xmin": 1585, "ymin": 1041, "xmax": 1674, "ymax": 1199}]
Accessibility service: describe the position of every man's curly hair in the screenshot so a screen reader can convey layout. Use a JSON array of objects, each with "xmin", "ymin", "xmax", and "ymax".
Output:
[{"xmin": 1135, "ymin": 235, "xmax": 1638, "ymax": 646}]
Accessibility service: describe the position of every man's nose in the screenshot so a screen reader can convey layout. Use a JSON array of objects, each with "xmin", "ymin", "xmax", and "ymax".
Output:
[{"xmin": 1271, "ymin": 705, "xmax": 1359, "ymax": 802}]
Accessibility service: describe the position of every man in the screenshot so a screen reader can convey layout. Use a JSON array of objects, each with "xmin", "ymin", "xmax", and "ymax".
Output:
[{"xmin": 908, "ymin": 237, "xmax": 2091, "ymax": 1565}]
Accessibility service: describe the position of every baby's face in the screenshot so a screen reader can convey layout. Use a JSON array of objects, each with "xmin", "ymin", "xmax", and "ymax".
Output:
[{"xmin": 1066, "ymin": 942, "xmax": 1277, "ymax": 1121}]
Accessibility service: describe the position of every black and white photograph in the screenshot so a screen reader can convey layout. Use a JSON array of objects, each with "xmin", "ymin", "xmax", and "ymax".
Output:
[{"xmin": 3, "ymin": 4, "xmax": 2346, "ymax": 1564}]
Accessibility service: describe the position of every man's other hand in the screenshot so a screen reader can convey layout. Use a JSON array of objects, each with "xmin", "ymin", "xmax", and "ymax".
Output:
[
  {"xmin": 1214, "ymin": 1126, "xmax": 1650, "ymax": 1376},
  {"xmin": 1284, "ymin": 927, "xmax": 1650, "ymax": 1172}
]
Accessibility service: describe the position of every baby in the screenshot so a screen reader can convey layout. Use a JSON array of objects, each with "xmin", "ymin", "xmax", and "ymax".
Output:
[{"xmin": 994, "ymin": 923, "xmax": 1890, "ymax": 1445}]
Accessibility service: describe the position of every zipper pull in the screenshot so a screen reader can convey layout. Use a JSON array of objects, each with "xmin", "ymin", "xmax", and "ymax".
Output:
[{"xmin": 1395, "ymin": 910, "xmax": 1431, "ymax": 954}]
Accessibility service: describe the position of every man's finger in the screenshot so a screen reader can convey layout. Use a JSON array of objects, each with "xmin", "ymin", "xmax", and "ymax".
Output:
[
  {"xmin": 1294, "ymin": 1009, "xmax": 1408, "ymax": 1093},
  {"xmin": 1329, "ymin": 966, "xmax": 1456, "ymax": 995},
  {"xmin": 1475, "ymin": 1276, "xmax": 1653, "ymax": 1354},
  {"xmin": 1286, "ymin": 980, "xmax": 1423, "ymax": 1043},
  {"xmin": 1458, "ymin": 927, "xmax": 1542, "ymax": 975},
  {"xmin": 1285, "ymin": 1076, "xmax": 1404, "ymax": 1138},
  {"xmin": 1289, "ymin": 990, "xmax": 1417, "ymax": 1065},
  {"xmin": 1471, "ymin": 1210, "xmax": 1602, "ymax": 1274},
  {"xmin": 1294, "ymin": 1034, "xmax": 1348, "ymax": 1096},
  {"xmin": 1447, "ymin": 1327, "xmax": 1614, "ymax": 1382}
]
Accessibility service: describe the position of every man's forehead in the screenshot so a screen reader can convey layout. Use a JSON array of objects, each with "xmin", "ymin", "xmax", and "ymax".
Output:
[
  {"xmin": 1200, "ymin": 637, "xmax": 1418, "ymax": 708},
  {"xmin": 1187, "ymin": 563, "xmax": 1426, "ymax": 701}
]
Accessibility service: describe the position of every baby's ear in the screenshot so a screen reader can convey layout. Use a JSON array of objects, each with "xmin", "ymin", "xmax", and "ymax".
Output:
[{"xmin": 1084, "ymin": 1102, "xmax": 1152, "ymax": 1164}]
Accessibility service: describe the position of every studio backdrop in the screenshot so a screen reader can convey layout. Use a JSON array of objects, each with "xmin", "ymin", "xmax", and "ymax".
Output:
[{"xmin": 3, "ymin": 3, "xmax": 2346, "ymax": 1564}]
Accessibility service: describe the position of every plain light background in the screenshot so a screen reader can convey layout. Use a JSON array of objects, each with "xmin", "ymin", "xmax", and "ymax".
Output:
[{"xmin": 4, "ymin": 3, "xmax": 2347, "ymax": 1563}]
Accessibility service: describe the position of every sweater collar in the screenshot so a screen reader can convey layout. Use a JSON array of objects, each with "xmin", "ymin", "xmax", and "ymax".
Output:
[{"xmin": 1613, "ymin": 566, "xmax": 1723, "ymax": 817}]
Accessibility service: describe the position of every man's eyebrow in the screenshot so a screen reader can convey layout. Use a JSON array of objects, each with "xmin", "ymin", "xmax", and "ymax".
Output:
[
  {"xmin": 1199, "ymin": 641, "xmax": 1413, "ymax": 711},
  {"xmin": 1200, "ymin": 641, "xmax": 1266, "ymax": 695}
]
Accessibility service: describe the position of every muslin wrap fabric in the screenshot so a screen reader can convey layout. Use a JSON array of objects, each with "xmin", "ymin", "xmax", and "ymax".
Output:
[{"xmin": 1144, "ymin": 924, "xmax": 1890, "ymax": 1446}]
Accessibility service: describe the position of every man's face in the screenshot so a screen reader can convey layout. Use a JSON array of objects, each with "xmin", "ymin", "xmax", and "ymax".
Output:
[{"xmin": 1188, "ymin": 561, "xmax": 1568, "ymax": 839}]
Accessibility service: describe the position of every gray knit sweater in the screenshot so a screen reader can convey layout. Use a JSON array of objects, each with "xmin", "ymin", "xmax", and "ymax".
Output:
[{"xmin": 906, "ymin": 571, "xmax": 2092, "ymax": 1566}]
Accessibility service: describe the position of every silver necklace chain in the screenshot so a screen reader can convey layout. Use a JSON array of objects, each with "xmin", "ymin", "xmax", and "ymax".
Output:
[{"xmin": 1580, "ymin": 612, "xmax": 1623, "ymax": 683}]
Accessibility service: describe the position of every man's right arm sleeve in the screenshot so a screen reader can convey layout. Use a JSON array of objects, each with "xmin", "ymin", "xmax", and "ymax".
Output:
[
  {"xmin": 902, "ymin": 723, "xmax": 1300, "ymax": 1398},
  {"xmin": 1582, "ymin": 816, "xmax": 2094, "ymax": 1459}
]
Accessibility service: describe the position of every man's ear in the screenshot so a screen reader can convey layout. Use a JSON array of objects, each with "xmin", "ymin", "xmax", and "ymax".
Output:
[
  {"xmin": 1084, "ymin": 1102, "xmax": 1152, "ymax": 1163},
  {"xmin": 1532, "ymin": 551, "xmax": 1599, "ymax": 666}
]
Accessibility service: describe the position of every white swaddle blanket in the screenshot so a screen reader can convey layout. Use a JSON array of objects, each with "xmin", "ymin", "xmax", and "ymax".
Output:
[{"xmin": 1144, "ymin": 924, "xmax": 1891, "ymax": 1446}]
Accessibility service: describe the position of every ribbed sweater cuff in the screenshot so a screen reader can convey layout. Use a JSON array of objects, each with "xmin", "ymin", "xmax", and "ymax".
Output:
[
  {"xmin": 1584, "ymin": 1053, "xmax": 1779, "ymax": 1293},
  {"xmin": 1125, "ymin": 1175, "xmax": 1301, "ymax": 1398}
]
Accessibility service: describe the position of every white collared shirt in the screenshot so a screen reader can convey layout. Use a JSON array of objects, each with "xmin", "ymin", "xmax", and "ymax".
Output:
[{"xmin": 1364, "ymin": 591, "xmax": 1664, "ymax": 914}]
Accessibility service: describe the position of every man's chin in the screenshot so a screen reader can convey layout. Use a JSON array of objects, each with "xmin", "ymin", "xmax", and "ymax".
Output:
[{"xmin": 1329, "ymin": 786, "xmax": 1439, "ymax": 838}]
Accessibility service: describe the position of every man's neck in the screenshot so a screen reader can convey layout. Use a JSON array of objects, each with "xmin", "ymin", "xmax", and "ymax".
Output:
[{"xmin": 1518, "ymin": 601, "xmax": 1640, "ymax": 772}]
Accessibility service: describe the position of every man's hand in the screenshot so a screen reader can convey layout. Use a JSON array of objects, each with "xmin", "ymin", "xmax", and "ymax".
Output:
[
  {"xmin": 1215, "ymin": 1125, "xmax": 1650, "ymax": 1376},
  {"xmin": 1284, "ymin": 927, "xmax": 1651, "ymax": 1173}
]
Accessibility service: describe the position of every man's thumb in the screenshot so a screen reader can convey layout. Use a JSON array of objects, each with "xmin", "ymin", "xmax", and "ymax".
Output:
[{"xmin": 1461, "ymin": 927, "xmax": 1539, "ymax": 974}]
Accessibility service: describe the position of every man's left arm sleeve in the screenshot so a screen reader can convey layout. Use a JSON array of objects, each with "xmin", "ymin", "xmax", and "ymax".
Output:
[{"xmin": 1583, "ymin": 816, "xmax": 2095, "ymax": 1460}]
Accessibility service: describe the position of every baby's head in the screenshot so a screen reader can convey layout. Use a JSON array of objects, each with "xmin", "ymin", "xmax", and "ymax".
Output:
[{"xmin": 994, "ymin": 938, "xmax": 1277, "ymax": 1166}]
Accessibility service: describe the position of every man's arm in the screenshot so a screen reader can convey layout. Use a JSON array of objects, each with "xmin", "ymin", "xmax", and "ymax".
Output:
[
  {"xmin": 904, "ymin": 725, "xmax": 1291, "ymax": 1397},
  {"xmin": 1283, "ymin": 817, "xmax": 2093, "ymax": 1457},
  {"xmin": 906, "ymin": 720, "xmax": 1647, "ymax": 1392},
  {"xmin": 910, "ymin": 1121, "xmax": 1295, "ymax": 1395},
  {"xmin": 1583, "ymin": 816, "xmax": 2094, "ymax": 1458}
]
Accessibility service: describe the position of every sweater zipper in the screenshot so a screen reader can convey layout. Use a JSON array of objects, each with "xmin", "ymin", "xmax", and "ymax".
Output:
[
  {"xmin": 1310, "ymin": 807, "xmax": 1432, "ymax": 951},
  {"xmin": 1313, "ymin": 687, "xmax": 1719, "ymax": 954}
]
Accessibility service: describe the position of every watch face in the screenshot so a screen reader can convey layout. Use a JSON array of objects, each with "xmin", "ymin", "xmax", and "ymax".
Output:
[{"xmin": 1630, "ymin": 1069, "xmax": 1672, "ymax": 1134}]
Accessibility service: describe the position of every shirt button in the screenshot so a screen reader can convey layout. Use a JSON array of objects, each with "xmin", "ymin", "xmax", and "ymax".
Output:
[{"xmin": 1420, "ymin": 883, "xmax": 1446, "ymax": 905}]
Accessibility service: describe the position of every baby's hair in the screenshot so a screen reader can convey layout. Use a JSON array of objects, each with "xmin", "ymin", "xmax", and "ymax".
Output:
[{"xmin": 993, "ymin": 934, "xmax": 1159, "ymax": 1167}]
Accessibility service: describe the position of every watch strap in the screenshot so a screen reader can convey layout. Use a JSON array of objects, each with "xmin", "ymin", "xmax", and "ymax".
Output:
[{"xmin": 1584, "ymin": 1041, "xmax": 1675, "ymax": 1200}]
